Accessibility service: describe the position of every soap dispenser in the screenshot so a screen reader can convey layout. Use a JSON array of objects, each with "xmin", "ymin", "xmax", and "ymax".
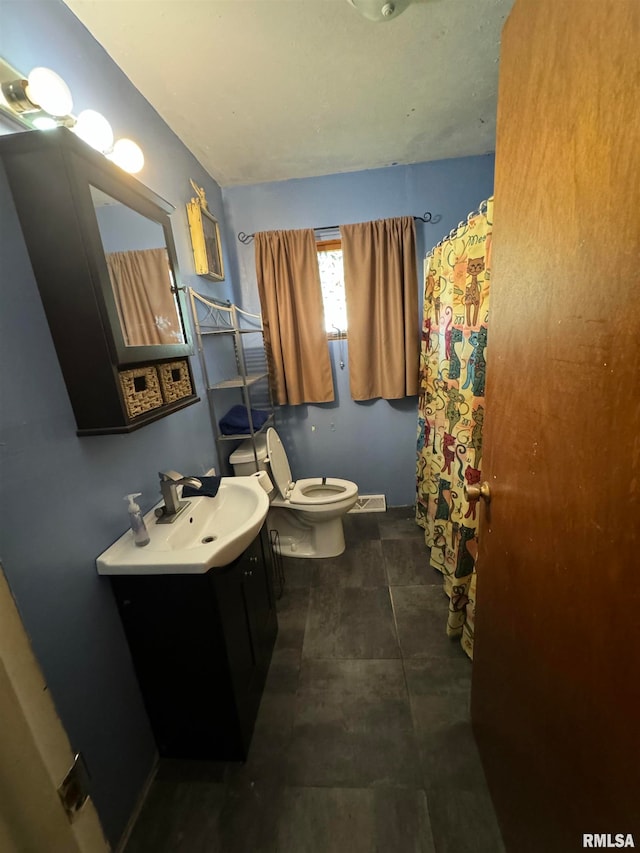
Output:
[{"xmin": 124, "ymin": 493, "xmax": 150, "ymax": 547}]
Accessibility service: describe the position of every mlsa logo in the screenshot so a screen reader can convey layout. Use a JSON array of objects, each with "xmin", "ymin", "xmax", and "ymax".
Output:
[{"xmin": 583, "ymin": 835, "xmax": 635, "ymax": 848}]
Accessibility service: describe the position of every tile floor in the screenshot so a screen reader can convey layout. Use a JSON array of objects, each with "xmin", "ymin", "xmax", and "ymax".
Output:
[{"xmin": 125, "ymin": 507, "xmax": 505, "ymax": 853}]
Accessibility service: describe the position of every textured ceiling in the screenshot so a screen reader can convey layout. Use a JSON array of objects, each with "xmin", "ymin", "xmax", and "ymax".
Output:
[{"xmin": 63, "ymin": 0, "xmax": 514, "ymax": 186}]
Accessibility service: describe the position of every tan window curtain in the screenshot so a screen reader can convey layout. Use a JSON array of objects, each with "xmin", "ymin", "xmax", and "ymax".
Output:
[
  {"xmin": 105, "ymin": 248, "xmax": 182, "ymax": 346},
  {"xmin": 255, "ymin": 229, "xmax": 334, "ymax": 405},
  {"xmin": 340, "ymin": 216, "xmax": 419, "ymax": 401}
]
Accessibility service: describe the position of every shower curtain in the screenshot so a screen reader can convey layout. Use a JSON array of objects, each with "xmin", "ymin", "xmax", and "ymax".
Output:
[{"xmin": 416, "ymin": 198, "xmax": 493, "ymax": 659}]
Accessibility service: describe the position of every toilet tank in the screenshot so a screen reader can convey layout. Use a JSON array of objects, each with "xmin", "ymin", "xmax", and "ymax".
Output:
[{"xmin": 229, "ymin": 435, "xmax": 269, "ymax": 476}]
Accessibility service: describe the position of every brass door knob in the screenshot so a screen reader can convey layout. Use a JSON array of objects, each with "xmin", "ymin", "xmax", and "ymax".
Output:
[{"xmin": 464, "ymin": 481, "xmax": 492, "ymax": 503}]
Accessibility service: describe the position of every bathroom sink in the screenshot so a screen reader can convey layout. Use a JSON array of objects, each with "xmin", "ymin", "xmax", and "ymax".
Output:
[{"xmin": 96, "ymin": 476, "xmax": 269, "ymax": 575}]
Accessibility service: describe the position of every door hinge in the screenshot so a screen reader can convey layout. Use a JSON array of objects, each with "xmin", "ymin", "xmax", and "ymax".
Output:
[{"xmin": 57, "ymin": 753, "xmax": 90, "ymax": 823}]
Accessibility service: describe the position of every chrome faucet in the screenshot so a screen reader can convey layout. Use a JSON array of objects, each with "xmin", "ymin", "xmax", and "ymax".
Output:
[{"xmin": 157, "ymin": 471, "xmax": 202, "ymax": 522}]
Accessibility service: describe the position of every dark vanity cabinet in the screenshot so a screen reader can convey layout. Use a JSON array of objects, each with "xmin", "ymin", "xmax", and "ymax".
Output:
[
  {"xmin": 0, "ymin": 127, "xmax": 198, "ymax": 435},
  {"xmin": 110, "ymin": 525, "xmax": 278, "ymax": 761}
]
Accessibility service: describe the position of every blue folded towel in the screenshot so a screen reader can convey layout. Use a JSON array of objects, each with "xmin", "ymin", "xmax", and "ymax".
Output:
[
  {"xmin": 219, "ymin": 405, "xmax": 269, "ymax": 436},
  {"xmin": 182, "ymin": 476, "xmax": 221, "ymax": 498}
]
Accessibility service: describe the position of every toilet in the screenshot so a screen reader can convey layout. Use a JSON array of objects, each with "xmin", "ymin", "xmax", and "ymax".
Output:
[{"xmin": 229, "ymin": 428, "xmax": 358, "ymax": 558}]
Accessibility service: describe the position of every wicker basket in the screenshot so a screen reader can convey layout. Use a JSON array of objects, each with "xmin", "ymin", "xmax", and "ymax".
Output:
[
  {"xmin": 119, "ymin": 365, "xmax": 164, "ymax": 420},
  {"xmin": 157, "ymin": 358, "xmax": 193, "ymax": 404}
]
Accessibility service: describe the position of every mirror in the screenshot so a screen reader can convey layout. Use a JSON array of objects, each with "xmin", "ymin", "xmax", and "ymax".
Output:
[{"xmin": 90, "ymin": 186, "xmax": 186, "ymax": 347}]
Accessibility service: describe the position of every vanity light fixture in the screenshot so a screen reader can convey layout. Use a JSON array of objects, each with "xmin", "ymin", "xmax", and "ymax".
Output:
[
  {"xmin": 32, "ymin": 116, "xmax": 58, "ymax": 131},
  {"xmin": 107, "ymin": 137, "xmax": 145, "ymax": 174},
  {"xmin": 0, "ymin": 56, "xmax": 144, "ymax": 174},
  {"xmin": 73, "ymin": 108, "xmax": 114, "ymax": 153},
  {"xmin": 346, "ymin": 0, "xmax": 412, "ymax": 22},
  {"xmin": 2, "ymin": 66, "xmax": 75, "ymax": 116}
]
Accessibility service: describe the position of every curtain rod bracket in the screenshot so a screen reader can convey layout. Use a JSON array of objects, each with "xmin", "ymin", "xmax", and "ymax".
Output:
[{"xmin": 415, "ymin": 211, "xmax": 442, "ymax": 224}]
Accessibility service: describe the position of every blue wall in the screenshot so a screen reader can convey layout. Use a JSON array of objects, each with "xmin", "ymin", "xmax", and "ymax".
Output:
[
  {"xmin": 1, "ymin": 0, "xmax": 494, "ymax": 843},
  {"xmin": 223, "ymin": 157, "xmax": 495, "ymax": 505},
  {"xmin": 0, "ymin": 1, "xmax": 232, "ymax": 845}
]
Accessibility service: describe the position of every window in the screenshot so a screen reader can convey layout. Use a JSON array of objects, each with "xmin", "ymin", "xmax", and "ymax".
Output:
[{"xmin": 316, "ymin": 239, "xmax": 347, "ymax": 337}]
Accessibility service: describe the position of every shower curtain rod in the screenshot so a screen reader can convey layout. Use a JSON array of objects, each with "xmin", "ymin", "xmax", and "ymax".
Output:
[
  {"xmin": 236, "ymin": 212, "xmax": 440, "ymax": 244},
  {"xmin": 425, "ymin": 198, "xmax": 491, "ymax": 257}
]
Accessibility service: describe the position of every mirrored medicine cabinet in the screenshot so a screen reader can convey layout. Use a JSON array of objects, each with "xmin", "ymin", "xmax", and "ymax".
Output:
[{"xmin": 0, "ymin": 127, "xmax": 199, "ymax": 435}]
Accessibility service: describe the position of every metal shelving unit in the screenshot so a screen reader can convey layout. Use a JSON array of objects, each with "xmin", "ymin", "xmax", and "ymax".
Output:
[{"xmin": 189, "ymin": 289, "xmax": 275, "ymax": 473}]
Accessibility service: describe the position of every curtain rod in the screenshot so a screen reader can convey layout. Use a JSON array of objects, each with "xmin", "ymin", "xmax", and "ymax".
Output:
[{"xmin": 237, "ymin": 212, "xmax": 440, "ymax": 244}]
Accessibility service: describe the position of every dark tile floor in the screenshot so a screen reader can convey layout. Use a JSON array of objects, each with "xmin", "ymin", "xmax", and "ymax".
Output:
[{"xmin": 125, "ymin": 508, "xmax": 505, "ymax": 853}]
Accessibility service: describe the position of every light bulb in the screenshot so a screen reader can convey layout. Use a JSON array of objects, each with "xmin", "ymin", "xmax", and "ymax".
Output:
[
  {"xmin": 32, "ymin": 116, "xmax": 58, "ymax": 130},
  {"xmin": 107, "ymin": 138, "xmax": 144, "ymax": 174},
  {"xmin": 73, "ymin": 109, "xmax": 114, "ymax": 152},
  {"xmin": 26, "ymin": 67, "xmax": 73, "ymax": 116}
]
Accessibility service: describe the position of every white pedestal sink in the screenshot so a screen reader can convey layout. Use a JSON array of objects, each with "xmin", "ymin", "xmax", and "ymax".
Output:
[{"xmin": 96, "ymin": 476, "xmax": 269, "ymax": 575}]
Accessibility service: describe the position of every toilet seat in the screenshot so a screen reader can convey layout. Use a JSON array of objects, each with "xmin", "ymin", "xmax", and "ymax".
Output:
[
  {"xmin": 266, "ymin": 428, "xmax": 294, "ymax": 498},
  {"xmin": 266, "ymin": 428, "xmax": 357, "ymax": 507},
  {"xmin": 289, "ymin": 477, "xmax": 358, "ymax": 506}
]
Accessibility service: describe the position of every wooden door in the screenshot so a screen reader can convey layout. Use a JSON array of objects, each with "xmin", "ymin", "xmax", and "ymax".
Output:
[
  {"xmin": 0, "ymin": 567, "xmax": 108, "ymax": 852},
  {"xmin": 471, "ymin": 1, "xmax": 640, "ymax": 851}
]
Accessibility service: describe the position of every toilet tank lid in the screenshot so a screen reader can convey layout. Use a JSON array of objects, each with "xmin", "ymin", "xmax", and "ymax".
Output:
[{"xmin": 229, "ymin": 434, "xmax": 268, "ymax": 464}]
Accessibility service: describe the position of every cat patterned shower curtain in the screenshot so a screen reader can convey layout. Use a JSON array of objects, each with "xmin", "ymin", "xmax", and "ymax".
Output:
[{"xmin": 416, "ymin": 198, "xmax": 493, "ymax": 659}]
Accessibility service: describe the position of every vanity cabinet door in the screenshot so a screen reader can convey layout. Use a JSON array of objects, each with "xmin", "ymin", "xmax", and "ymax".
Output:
[
  {"xmin": 212, "ymin": 526, "xmax": 277, "ymax": 742},
  {"xmin": 110, "ymin": 524, "xmax": 277, "ymax": 761},
  {"xmin": 211, "ymin": 556, "xmax": 260, "ymax": 746},
  {"xmin": 111, "ymin": 572, "xmax": 244, "ymax": 760},
  {"xmin": 243, "ymin": 528, "xmax": 278, "ymax": 672}
]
